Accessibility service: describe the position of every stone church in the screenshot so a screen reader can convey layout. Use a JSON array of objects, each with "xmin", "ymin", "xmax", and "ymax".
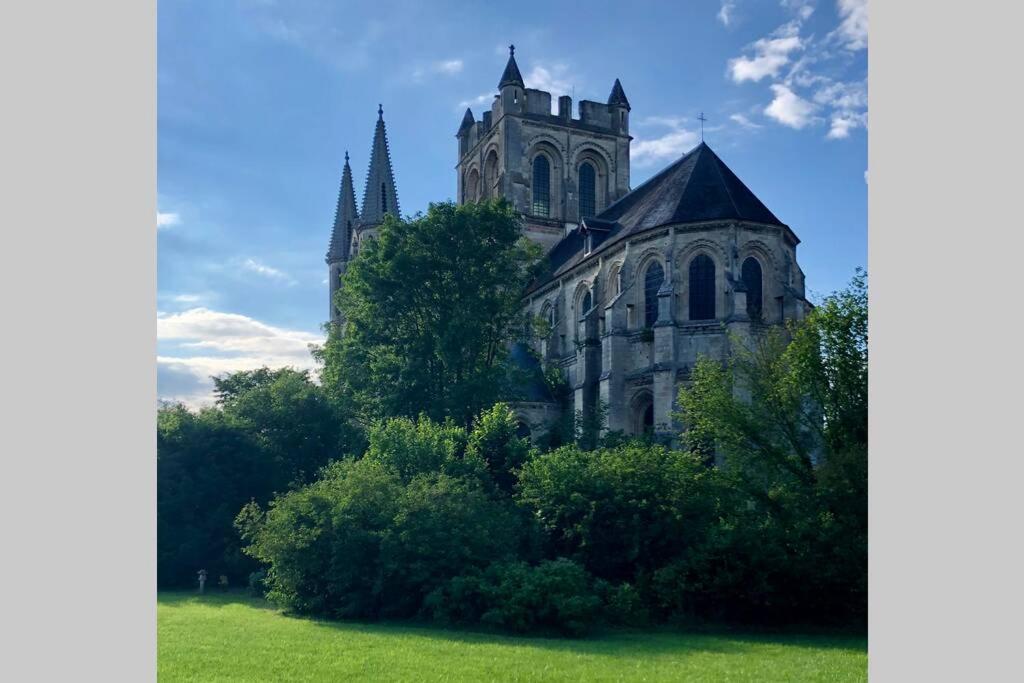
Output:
[{"xmin": 327, "ymin": 46, "xmax": 811, "ymax": 442}]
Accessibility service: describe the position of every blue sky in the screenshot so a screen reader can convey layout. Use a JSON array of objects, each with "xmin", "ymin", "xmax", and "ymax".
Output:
[{"xmin": 157, "ymin": 0, "xmax": 867, "ymax": 406}]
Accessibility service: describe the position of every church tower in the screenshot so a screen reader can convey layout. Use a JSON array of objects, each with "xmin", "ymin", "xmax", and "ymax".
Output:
[
  {"xmin": 354, "ymin": 104, "xmax": 401, "ymax": 252},
  {"xmin": 326, "ymin": 151, "xmax": 358, "ymax": 325},
  {"xmin": 326, "ymin": 106, "xmax": 402, "ymax": 325},
  {"xmin": 455, "ymin": 46, "xmax": 632, "ymax": 252}
]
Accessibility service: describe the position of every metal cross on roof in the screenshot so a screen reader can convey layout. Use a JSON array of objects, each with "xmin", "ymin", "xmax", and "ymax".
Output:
[{"xmin": 697, "ymin": 112, "xmax": 708, "ymax": 141}]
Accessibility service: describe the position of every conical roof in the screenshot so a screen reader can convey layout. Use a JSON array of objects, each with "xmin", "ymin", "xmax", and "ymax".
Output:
[
  {"xmin": 607, "ymin": 78, "xmax": 630, "ymax": 110},
  {"xmin": 326, "ymin": 151, "xmax": 358, "ymax": 263},
  {"xmin": 598, "ymin": 141, "xmax": 782, "ymax": 229},
  {"xmin": 457, "ymin": 107, "xmax": 475, "ymax": 135},
  {"xmin": 359, "ymin": 105, "xmax": 401, "ymax": 226},
  {"xmin": 498, "ymin": 44, "xmax": 524, "ymax": 89}
]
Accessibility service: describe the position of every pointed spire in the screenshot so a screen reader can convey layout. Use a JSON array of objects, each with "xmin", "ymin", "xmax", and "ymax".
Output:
[
  {"xmin": 498, "ymin": 44, "xmax": 524, "ymax": 89},
  {"xmin": 326, "ymin": 151, "xmax": 359, "ymax": 263},
  {"xmin": 359, "ymin": 105, "xmax": 401, "ymax": 227},
  {"xmin": 457, "ymin": 107, "xmax": 475, "ymax": 135},
  {"xmin": 607, "ymin": 78, "xmax": 631, "ymax": 110}
]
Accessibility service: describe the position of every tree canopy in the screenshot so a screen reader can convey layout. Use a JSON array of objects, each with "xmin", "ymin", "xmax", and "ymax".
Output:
[{"xmin": 316, "ymin": 200, "xmax": 542, "ymax": 427}]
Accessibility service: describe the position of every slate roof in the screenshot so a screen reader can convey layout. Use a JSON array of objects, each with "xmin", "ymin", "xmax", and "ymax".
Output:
[
  {"xmin": 498, "ymin": 45, "xmax": 525, "ymax": 89},
  {"xmin": 457, "ymin": 107, "xmax": 475, "ymax": 135},
  {"xmin": 530, "ymin": 142, "xmax": 790, "ymax": 290},
  {"xmin": 607, "ymin": 79, "xmax": 631, "ymax": 110}
]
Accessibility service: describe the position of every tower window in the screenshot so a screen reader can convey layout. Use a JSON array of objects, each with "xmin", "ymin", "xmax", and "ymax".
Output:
[
  {"xmin": 741, "ymin": 257, "xmax": 763, "ymax": 319},
  {"xmin": 644, "ymin": 261, "xmax": 664, "ymax": 327},
  {"xmin": 381, "ymin": 183, "xmax": 387, "ymax": 213},
  {"xmin": 532, "ymin": 155, "xmax": 550, "ymax": 217},
  {"xmin": 689, "ymin": 254, "xmax": 716, "ymax": 321},
  {"xmin": 579, "ymin": 161, "xmax": 596, "ymax": 219}
]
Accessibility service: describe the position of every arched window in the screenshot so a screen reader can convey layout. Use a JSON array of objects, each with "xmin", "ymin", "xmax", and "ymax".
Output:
[
  {"xmin": 689, "ymin": 254, "xmax": 716, "ymax": 321},
  {"xmin": 532, "ymin": 155, "xmax": 550, "ymax": 216},
  {"xmin": 381, "ymin": 183, "xmax": 387, "ymax": 213},
  {"xmin": 579, "ymin": 161, "xmax": 596, "ymax": 218},
  {"xmin": 581, "ymin": 290, "xmax": 592, "ymax": 316},
  {"xmin": 741, "ymin": 257, "xmax": 763, "ymax": 320},
  {"xmin": 644, "ymin": 261, "xmax": 664, "ymax": 327},
  {"xmin": 608, "ymin": 264, "xmax": 622, "ymax": 299},
  {"xmin": 484, "ymin": 150, "xmax": 499, "ymax": 199},
  {"xmin": 466, "ymin": 169, "xmax": 480, "ymax": 203},
  {"xmin": 631, "ymin": 392, "xmax": 654, "ymax": 436}
]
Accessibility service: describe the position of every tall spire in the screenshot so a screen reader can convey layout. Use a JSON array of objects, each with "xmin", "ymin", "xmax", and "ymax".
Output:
[
  {"xmin": 326, "ymin": 151, "xmax": 358, "ymax": 263},
  {"xmin": 359, "ymin": 104, "xmax": 401, "ymax": 226},
  {"xmin": 498, "ymin": 44, "xmax": 524, "ymax": 89}
]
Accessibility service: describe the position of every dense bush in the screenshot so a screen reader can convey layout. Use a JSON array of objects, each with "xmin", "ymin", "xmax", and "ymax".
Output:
[
  {"xmin": 236, "ymin": 456, "xmax": 523, "ymax": 619},
  {"xmin": 516, "ymin": 442, "xmax": 719, "ymax": 583},
  {"xmin": 424, "ymin": 559, "xmax": 603, "ymax": 636}
]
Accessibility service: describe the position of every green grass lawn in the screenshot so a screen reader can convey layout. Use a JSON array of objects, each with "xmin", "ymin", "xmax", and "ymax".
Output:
[{"xmin": 158, "ymin": 591, "xmax": 866, "ymax": 682}]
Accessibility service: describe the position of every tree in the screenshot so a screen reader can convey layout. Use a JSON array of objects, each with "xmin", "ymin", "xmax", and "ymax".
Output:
[
  {"xmin": 316, "ymin": 200, "xmax": 542, "ymax": 427},
  {"xmin": 215, "ymin": 367, "xmax": 365, "ymax": 486},
  {"xmin": 674, "ymin": 270, "xmax": 868, "ymax": 621},
  {"xmin": 157, "ymin": 404, "xmax": 276, "ymax": 587}
]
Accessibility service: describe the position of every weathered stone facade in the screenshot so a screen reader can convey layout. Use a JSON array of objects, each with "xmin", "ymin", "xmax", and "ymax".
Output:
[
  {"xmin": 455, "ymin": 47, "xmax": 811, "ymax": 442},
  {"xmin": 325, "ymin": 47, "xmax": 811, "ymax": 444},
  {"xmin": 455, "ymin": 46, "xmax": 632, "ymax": 252}
]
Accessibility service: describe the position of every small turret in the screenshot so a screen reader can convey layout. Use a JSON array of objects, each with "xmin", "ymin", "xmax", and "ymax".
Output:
[
  {"xmin": 607, "ymin": 78, "xmax": 630, "ymax": 135},
  {"xmin": 498, "ymin": 44, "xmax": 525, "ymax": 114},
  {"xmin": 456, "ymin": 107, "xmax": 475, "ymax": 158}
]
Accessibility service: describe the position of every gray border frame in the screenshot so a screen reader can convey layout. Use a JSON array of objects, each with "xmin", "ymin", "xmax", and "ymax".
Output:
[{"xmin": 1, "ymin": 1, "xmax": 155, "ymax": 680}]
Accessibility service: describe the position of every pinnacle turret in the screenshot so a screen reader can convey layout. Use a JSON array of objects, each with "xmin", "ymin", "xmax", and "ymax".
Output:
[
  {"xmin": 607, "ymin": 78, "xmax": 631, "ymax": 110},
  {"xmin": 498, "ymin": 44, "xmax": 525, "ymax": 89},
  {"xmin": 359, "ymin": 105, "xmax": 401, "ymax": 226},
  {"xmin": 326, "ymin": 151, "xmax": 358, "ymax": 264}
]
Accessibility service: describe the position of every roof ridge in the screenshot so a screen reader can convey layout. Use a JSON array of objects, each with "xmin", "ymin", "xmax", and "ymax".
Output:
[{"xmin": 704, "ymin": 144, "xmax": 743, "ymax": 219}]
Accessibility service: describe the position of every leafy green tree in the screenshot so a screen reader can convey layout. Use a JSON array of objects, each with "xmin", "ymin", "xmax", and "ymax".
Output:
[
  {"xmin": 158, "ymin": 404, "xmax": 276, "ymax": 587},
  {"xmin": 215, "ymin": 367, "xmax": 364, "ymax": 486},
  {"xmin": 465, "ymin": 403, "xmax": 532, "ymax": 493},
  {"xmin": 674, "ymin": 270, "xmax": 868, "ymax": 622},
  {"xmin": 361, "ymin": 414, "xmax": 485, "ymax": 484},
  {"xmin": 316, "ymin": 200, "xmax": 542, "ymax": 426}
]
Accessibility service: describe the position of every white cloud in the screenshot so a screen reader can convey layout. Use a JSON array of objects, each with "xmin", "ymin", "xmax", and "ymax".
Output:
[
  {"xmin": 242, "ymin": 258, "xmax": 295, "ymax": 285},
  {"xmin": 730, "ymin": 113, "xmax": 763, "ymax": 129},
  {"xmin": 632, "ymin": 118, "xmax": 700, "ymax": 167},
  {"xmin": 157, "ymin": 212, "xmax": 180, "ymax": 229},
  {"xmin": 781, "ymin": 0, "xmax": 815, "ymax": 21},
  {"xmin": 157, "ymin": 308, "xmax": 321, "ymax": 407},
  {"xmin": 525, "ymin": 64, "xmax": 574, "ymax": 98},
  {"xmin": 728, "ymin": 30, "xmax": 803, "ymax": 83},
  {"xmin": 434, "ymin": 59, "xmax": 463, "ymax": 75},
  {"xmin": 833, "ymin": 0, "xmax": 868, "ymax": 50},
  {"xmin": 412, "ymin": 58, "xmax": 464, "ymax": 83},
  {"xmin": 717, "ymin": 1, "xmax": 736, "ymax": 27},
  {"xmin": 864, "ymin": 169, "xmax": 868, "ymax": 184},
  {"xmin": 764, "ymin": 84, "xmax": 817, "ymax": 128},
  {"xmin": 457, "ymin": 92, "xmax": 494, "ymax": 110},
  {"xmin": 814, "ymin": 79, "xmax": 867, "ymax": 138}
]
